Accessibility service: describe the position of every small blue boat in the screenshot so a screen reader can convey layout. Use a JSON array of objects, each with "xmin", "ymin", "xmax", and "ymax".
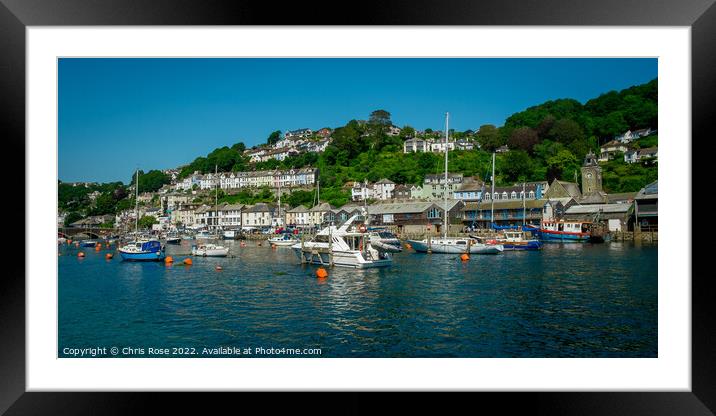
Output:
[
  {"xmin": 80, "ymin": 239, "xmax": 99, "ymax": 247},
  {"xmin": 118, "ymin": 239, "xmax": 165, "ymax": 261}
]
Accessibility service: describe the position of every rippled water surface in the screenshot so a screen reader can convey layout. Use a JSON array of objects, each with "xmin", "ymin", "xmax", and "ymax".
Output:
[{"xmin": 58, "ymin": 240, "xmax": 657, "ymax": 357}]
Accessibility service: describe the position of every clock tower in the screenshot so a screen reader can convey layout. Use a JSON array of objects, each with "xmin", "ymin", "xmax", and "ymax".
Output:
[{"xmin": 581, "ymin": 150, "xmax": 603, "ymax": 195}]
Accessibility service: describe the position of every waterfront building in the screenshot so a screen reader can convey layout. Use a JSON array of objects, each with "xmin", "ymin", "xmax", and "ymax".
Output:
[
  {"xmin": 351, "ymin": 178, "xmax": 395, "ymax": 201},
  {"xmin": 307, "ymin": 203, "xmax": 333, "ymax": 226},
  {"xmin": 543, "ymin": 179, "xmax": 582, "ymax": 200},
  {"xmin": 462, "ymin": 199, "xmax": 545, "ymax": 228},
  {"xmin": 163, "ymin": 193, "xmax": 192, "ymax": 211},
  {"xmin": 563, "ymin": 203, "xmax": 634, "ymax": 232},
  {"xmin": 170, "ymin": 203, "xmax": 200, "ymax": 227},
  {"xmin": 285, "ymin": 205, "xmax": 310, "ymax": 227},
  {"xmin": 241, "ymin": 203, "xmax": 275, "ymax": 229},
  {"xmin": 367, "ymin": 200, "xmax": 464, "ymax": 234},
  {"xmin": 218, "ymin": 203, "xmax": 244, "ymax": 229},
  {"xmin": 634, "ymin": 180, "xmax": 658, "ymax": 231}
]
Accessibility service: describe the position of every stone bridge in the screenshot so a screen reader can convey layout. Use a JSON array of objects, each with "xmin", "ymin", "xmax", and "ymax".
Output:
[{"xmin": 58, "ymin": 228, "xmax": 120, "ymax": 239}]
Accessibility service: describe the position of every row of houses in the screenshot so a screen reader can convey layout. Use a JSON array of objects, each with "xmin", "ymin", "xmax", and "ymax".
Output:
[
  {"xmin": 350, "ymin": 174, "xmax": 548, "ymax": 203},
  {"xmin": 173, "ymin": 168, "xmax": 318, "ymax": 191},
  {"xmin": 599, "ymin": 140, "xmax": 658, "ymax": 164},
  {"xmin": 403, "ymin": 137, "xmax": 478, "ymax": 153}
]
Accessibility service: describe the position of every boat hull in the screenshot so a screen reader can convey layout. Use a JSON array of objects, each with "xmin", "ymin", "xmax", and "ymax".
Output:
[
  {"xmin": 118, "ymin": 251, "xmax": 165, "ymax": 261},
  {"xmin": 291, "ymin": 246, "xmax": 391, "ymax": 269},
  {"xmin": 539, "ymin": 229, "xmax": 590, "ymax": 242},
  {"xmin": 192, "ymin": 248, "xmax": 229, "ymax": 257},
  {"xmin": 407, "ymin": 239, "xmax": 503, "ymax": 254},
  {"xmin": 501, "ymin": 240, "xmax": 543, "ymax": 251},
  {"xmin": 269, "ymin": 239, "xmax": 299, "ymax": 246}
]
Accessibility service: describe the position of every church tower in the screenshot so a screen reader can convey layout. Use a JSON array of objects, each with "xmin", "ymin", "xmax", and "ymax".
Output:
[{"xmin": 581, "ymin": 150, "xmax": 603, "ymax": 195}]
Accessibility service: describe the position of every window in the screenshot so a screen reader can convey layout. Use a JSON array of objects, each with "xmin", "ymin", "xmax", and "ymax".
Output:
[
  {"xmin": 427, "ymin": 208, "xmax": 441, "ymax": 219},
  {"xmin": 529, "ymin": 191, "xmax": 535, "ymax": 199},
  {"xmin": 511, "ymin": 191, "xmax": 517, "ymax": 199}
]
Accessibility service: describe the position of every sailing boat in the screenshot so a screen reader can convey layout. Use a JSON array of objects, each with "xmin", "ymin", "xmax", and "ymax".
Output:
[
  {"xmin": 192, "ymin": 166, "xmax": 229, "ymax": 256},
  {"xmin": 407, "ymin": 113, "xmax": 503, "ymax": 255},
  {"xmin": 118, "ymin": 169, "xmax": 166, "ymax": 261}
]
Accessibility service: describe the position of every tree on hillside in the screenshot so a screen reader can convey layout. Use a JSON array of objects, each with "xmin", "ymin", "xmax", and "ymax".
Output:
[
  {"xmin": 548, "ymin": 118, "xmax": 585, "ymax": 145},
  {"xmin": 130, "ymin": 170, "xmax": 170, "ymax": 193},
  {"xmin": 546, "ymin": 149, "xmax": 579, "ymax": 183},
  {"xmin": 231, "ymin": 141, "xmax": 246, "ymax": 153},
  {"xmin": 507, "ymin": 127, "xmax": 539, "ymax": 154},
  {"xmin": 400, "ymin": 125, "xmax": 416, "ymax": 139},
  {"xmin": 369, "ymin": 109, "xmax": 392, "ymax": 126},
  {"xmin": 476, "ymin": 124, "xmax": 503, "ymax": 152},
  {"xmin": 500, "ymin": 150, "xmax": 533, "ymax": 182},
  {"xmin": 266, "ymin": 130, "xmax": 281, "ymax": 146}
]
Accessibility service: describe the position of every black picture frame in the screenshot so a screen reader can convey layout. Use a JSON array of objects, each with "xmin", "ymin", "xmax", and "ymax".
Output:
[{"xmin": 1, "ymin": 0, "xmax": 710, "ymax": 414}]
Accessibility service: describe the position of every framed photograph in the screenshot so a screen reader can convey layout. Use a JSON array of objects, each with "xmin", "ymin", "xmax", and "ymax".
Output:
[{"xmin": 2, "ymin": 0, "xmax": 711, "ymax": 413}]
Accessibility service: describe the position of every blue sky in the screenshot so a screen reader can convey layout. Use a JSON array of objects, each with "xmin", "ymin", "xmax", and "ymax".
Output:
[{"xmin": 58, "ymin": 58, "xmax": 657, "ymax": 183}]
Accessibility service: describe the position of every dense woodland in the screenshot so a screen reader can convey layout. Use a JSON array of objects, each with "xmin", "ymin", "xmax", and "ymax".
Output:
[{"xmin": 59, "ymin": 79, "xmax": 658, "ymax": 221}]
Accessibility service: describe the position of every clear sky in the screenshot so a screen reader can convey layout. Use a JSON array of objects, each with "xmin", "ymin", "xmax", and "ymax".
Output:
[{"xmin": 58, "ymin": 58, "xmax": 657, "ymax": 183}]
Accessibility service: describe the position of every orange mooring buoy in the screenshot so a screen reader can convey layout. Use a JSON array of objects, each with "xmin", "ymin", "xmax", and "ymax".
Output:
[
  {"xmin": 405, "ymin": 243, "xmax": 412, "ymax": 250},
  {"xmin": 183, "ymin": 258, "xmax": 193, "ymax": 265},
  {"xmin": 77, "ymin": 252, "xmax": 85, "ymax": 258},
  {"xmin": 316, "ymin": 267, "xmax": 328, "ymax": 279},
  {"xmin": 460, "ymin": 253, "xmax": 470, "ymax": 261},
  {"xmin": 105, "ymin": 253, "xmax": 113, "ymax": 260},
  {"xmin": 95, "ymin": 245, "xmax": 101, "ymax": 251},
  {"xmin": 164, "ymin": 256, "xmax": 173, "ymax": 264},
  {"xmin": 271, "ymin": 244, "xmax": 276, "ymax": 249},
  {"xmin": 67, "ymin": 239, "xmax": 72, "ymax": 244}
]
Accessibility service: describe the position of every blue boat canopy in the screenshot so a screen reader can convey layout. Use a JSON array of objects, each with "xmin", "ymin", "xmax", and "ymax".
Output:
[{"xmin": 141, "ymin": 241, "xmax": 162, "ymax": 252}]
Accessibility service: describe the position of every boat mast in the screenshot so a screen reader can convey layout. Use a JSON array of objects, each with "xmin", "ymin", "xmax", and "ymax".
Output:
[
  {"xmin": 277, "ymin": 172, "xmax": 281, "ymax": 227},
  {"xmin": 444, "ymin": 112, "xmax": 449, "ymax": 240},
  {"xmin": 490, "ymin": 152, "xmax": 495, "ymax": 230},
  {"xmin": 215, "ymin": 164, "xmax": 218, "ymax": 233},
  {"xmin": 134, "ymin": 169, "xmax": 139, "ymax": 235},
  {"xmin": 522, "ymin": 182, "xmax": 526, "ymax": 227}
]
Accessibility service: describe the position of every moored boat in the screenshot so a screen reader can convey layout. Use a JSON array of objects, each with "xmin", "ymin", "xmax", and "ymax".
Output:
[
  {"xmin": 118, "ymin": 239, "xmax": 166, "ymax": 261},
  {"xmin": 268, "ymin": 233, "xmax": 299, "ymax": 246},
  {"xmin": 191, "ymin": 243, "xmax": 229, "ymax": 257},
  {"xmin": 539, "ymin": 220, "xmax": 591, "ymax": 242},
  {"xmin": 485, "ymin": 230, "xmax": 542, "ymax": 251},
  {"xmin": 291, "ymin": 213, "xmax": 393, "ymax": 268}
]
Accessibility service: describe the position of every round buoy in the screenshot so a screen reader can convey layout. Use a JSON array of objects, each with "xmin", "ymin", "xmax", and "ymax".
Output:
[
  {"xmin": 271, "ymin": 244, "xmax": 276, "ymax": 249},
  {"xmin": 77, "ymin": 252, "xmax": 85, "ymax": 258},
  {"xmin": 105, "ymin": 253, "xmax": 113, "ymax": 260},
  {"xmin": 405, "ymin": 243, "xmax": 412, "ymax": 250},
  {"xmin": 183, "ymin": 258, "xmax": 193, "ymax": 265},
  {"xmin": 460, "ymin": 253, "xmax": 470, "ymax": 261},
  {"xmin": 258, "ymin": 242, "xmax": 262, "ymax": 246},
  {"xmin": 164, "ymin": 256, "xmax": 174, "ymax": 264},
  {"xmin": 215, "ymin": 265, "xmax": 223, "ymax": 271},
  {"xmin": 316, "ymin": 267, "xmax": 328, "ymax": 279},
  {"xmin": 75, "ymin": 242, "xmax": 80, "ymax": 247},
  {"xmin": 67, "ymin": 239, "xmax": 72, "ymax": 244},
  {"xmin": 95, "ymin": 245, "xmax": 101, "ymax": 251}
]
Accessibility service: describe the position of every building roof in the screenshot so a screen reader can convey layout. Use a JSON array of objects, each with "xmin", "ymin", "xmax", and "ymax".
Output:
[
  {"xmin": 565, "ymin": 203, "xmax": 633, "ymax": 215},
  {"xmin": 244, "ymin": 203, "xmax": 274, "ymax": 213},
  {"xmin": 606, "ymin": 192, "xmax": 637, "ymax": 203},
  {"xmin": 309, "ymin": 202, "xmax": 334, "ymax": 212},
  {"xmin": 287, "ymin": 205, "xmax": 309, "ymax": 213},
  {"xmin": 375, "ymin": 178, "xmax": 395, "ymax": 185},
  {"xmin": 635, "ymin": 181, "xmax": 658, "ymax": 200},
  {"xmin": 367, "ymin": 202, "xmax": 439, "ymax": 215}
]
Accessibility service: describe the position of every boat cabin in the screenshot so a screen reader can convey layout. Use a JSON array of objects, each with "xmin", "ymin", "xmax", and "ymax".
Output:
[{"xmin": 541, "ymin": 220, "xmax": 591, "ymax": 233}]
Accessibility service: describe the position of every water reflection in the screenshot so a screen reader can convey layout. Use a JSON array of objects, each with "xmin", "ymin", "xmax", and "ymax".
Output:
[{"xmin": 58, "ymin": 240, "xmax": 657, "ymax": 357}]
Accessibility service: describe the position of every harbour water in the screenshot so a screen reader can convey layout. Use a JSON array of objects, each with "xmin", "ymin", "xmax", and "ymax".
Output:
[{"xmin": 58, "ymin": 240, "xmax": 657, "ymax": 358}]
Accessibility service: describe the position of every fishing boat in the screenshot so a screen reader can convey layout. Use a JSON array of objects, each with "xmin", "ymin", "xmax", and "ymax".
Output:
[
  {"xmin": 291, "ymin": 212, "xmax": 393, "ymax": 268},
  {"xmin": 407, "ymin": 113, "xmax": 503, "ymax": 255},
  {"xmin": 223, "ymin": 229, "xmax": 238, "ymax": 240},
  {"xmin": 195, "ymin": 230, "xmax": 215, "ymax": 240},
  {"xmin": 164, "ymin": 232, "xmax": 181, "ymax": 244},
  {"xmin": 268, "ymin": 232, "xmax": 299, "ymax": 246},
  {"xmin": 119, "ymin": 169, "xmax": 166, "ymax": 261},
  {"xmin": 539, "ymin": 220, "xmax": 592, "ymax": 242},
  {"xmin": 480, "ymin": 230, "xmax": 542, "ymax": 251},
  {"xmin": 191, "ymin": 243, "xmax": 230, "ymax": 257},
  {"xmin": 119, "ymin": 239, "xmax": 166, "ymax": 261}
]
